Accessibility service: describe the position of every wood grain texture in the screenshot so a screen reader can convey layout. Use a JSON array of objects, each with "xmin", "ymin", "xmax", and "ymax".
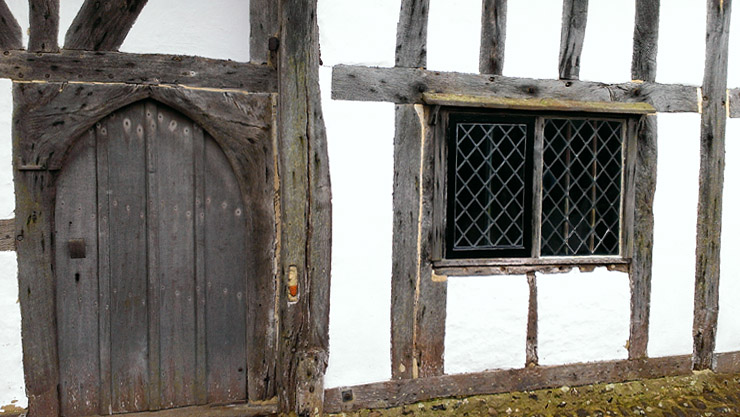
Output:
[
  {"xmin": 55, "ymin": 131, "xmax": 100, "ymax": 417},
  {"xmin": 693, "ymin": 0, "xmax": 732, "ymax": 371},
  {"xmin": 28, "ymin": 0, "xmax": 59, "ymax": 52},
  {"xmin": 87, "ymin": 402, "xmax": 278, "ymax": 417},
  {"xmin": 64, "ymin": 0, "xmax": 148, "ymax": 51},
  {"xmin": 391, "ymin": 105, "xmax": 420, "ymax": 379},
  {"xmin": 14, "ymin": 83, "xmax": 276, "ymax": 415},
  {"xmin": 331, "ymin": 65, "xmax": 699, "ymax": 113},
  {"xmin": 415, "ymin": 106, "xmax": 446, "ymax": 377},
  {"xmin": 96, "ymin": 119, "xmax": 113, "ymax": 415},
  {"xmin": 558, "ymin": 0, "xmax": 589, "ymax": 80},
  {"xmin": 277, "ymin": 0, "xmax": 332, "ymax": 413},
  {"xmin": 0, "ymin": 0, "xmax": 22, "ymax": 50},
  {"xmin": 250, "ymin": 0, "xmax": 278, "ymax": 65},
  {"xmin": 395, "ymin": 0, "xmax": 430, "ymax": 68},
  {"xmin": 715, "ymin": 350, "xmax": 740, "ymax": 373},
  {"xmin": 0, "ymin": 218, "xmax": 13, "ymax": 251},
  {"xmin": 629, "ymin": 115, "xmax": 657, "ymax": 359},
  {"xmin": 631, "ymin": 0, "xmax": 660, "ymax": 82},
  {"xmin": 325, "ymin": 355, "xmax": 693, "ymax": 413},
  {"xmin": 0, "ymin": 50, "xmax": 277, "ymax": 90},
  {"xmin": 13, "ymin": 84, "xmax": 61, "ymax": 417},
  {"xmin": 627, "ymin": 3, "xmax": 660, "ymax": 359},
  {"xmin": 479, "ymin": 0, "xmax": 507, "ymax": 75}
]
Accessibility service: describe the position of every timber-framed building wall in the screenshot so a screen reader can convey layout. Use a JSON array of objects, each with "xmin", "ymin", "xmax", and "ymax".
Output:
[{"xmin": 0, "ymin": 0, "xmax": 738, "ymax": 416}]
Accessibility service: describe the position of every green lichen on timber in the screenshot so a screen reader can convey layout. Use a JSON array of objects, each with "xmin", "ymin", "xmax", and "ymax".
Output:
[{"xmin": 329, "ymin": 371, "xmax": 740, "ymax": 417}]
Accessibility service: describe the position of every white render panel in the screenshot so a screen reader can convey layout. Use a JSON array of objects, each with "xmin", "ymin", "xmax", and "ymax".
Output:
[
  {"xmin": 427, "ymin": 0, "xmax": 480, "ymax": 73},
  {"xmin": 579, "ymin": 0, "xmax": 634, "ymax": 83},
  {"xmin": 648, "ymin": 113, "xmax": 700, "ymax": 357},
  {"xmin": 444, "ymin": 275, "xmax": 528, "ymax": 374},
  {"xmin": 656, "ymin": 1, "xmax": 706, "ymax": 85},
  {"xmin": 0, "ymin": 80, "xmax": 12, "ymax": 220},
  {"xmin": 503, "ymin": 0, "xmax": 561, "ymax": 79},
  {"xmin": 0, "ymin": 252, "xmax": 25, "ymax": 410},
  {"xmin": 321, "ymin": 67, "xmax": 394, "ymax": 388},
  {"xmin": 538, "ymin": 269, "xmax": 630, "ymax": 365},
  {"xmin": 716, "ymin": 119, "xmax": 740, "ymax": 353}
]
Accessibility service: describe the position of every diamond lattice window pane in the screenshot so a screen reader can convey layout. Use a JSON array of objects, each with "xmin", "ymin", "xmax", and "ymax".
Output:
[
  {"xmin": 452, "ymin": 122, "xmax": 529, "ymax": 252},
  {"xmin": 541, "ymin": 119, "xmax": 623, "ymax": 256}
]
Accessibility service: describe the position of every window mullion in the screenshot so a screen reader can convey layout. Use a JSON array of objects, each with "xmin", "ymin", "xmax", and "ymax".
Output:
[{"xmin": 531, "ymin": 116, "xmax": 545, "ymax": 258}]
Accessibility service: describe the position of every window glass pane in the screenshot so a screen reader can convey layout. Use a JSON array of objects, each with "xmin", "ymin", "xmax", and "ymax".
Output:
[
  {"xmin": 451, "ymin": 120, "xmax": 529, "ymax": 254},
  {"xmin": 541, "ymin": 119, "xmax": 622, "ymax": 256}
]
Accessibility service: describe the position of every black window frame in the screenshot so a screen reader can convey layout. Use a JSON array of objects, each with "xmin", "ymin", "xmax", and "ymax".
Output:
[{"xmin": 436, "ymin": 107, "xmax": 636, "ymax": 265}]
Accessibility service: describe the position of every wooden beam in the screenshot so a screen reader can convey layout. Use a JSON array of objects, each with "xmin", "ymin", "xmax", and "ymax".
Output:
[
  {"xmin": 693, "ymin": 0, "xmax": 732, "ymax": 371},
  {"xmin": 250, "ymin": 0, "xmax": 278, "ymax": 66},
  {"xmin": 324, "ymin": 355, "xmax": 692, "ymax": 413},
  {"xmin": 0, "ymin": 50, "xmax": 277, "ymax": 91},
  {"xmin": 64, "ymin": 0, "xmax": 148, "ymax": 51},
  {"xmin": 276, "ymin": 0, "xmax": 332, "ymax": 414},
  {"xmin": 631, "ymin": 0, "xmax": 660, "ymax": 82},
  {"xmin": 28, "ymin": 0, "xmax": 59, "ymax": 52},
  {"xmin": 0, "ymin": 0, "xmax": 22, "ymax": 50},
  {"xmin": 715, "ymin": 350, "xmax": 740, "ymax": 373},
  {"xmin": 331, "ymin": 65, "xmax": 699, "ymax": 113},
  {"xmin": 627, "ymin": 0, "xmax": 660, "ymax": 361},
  {"xmin": 558, "ymin": 0, "xmax": 589, "ymax": 80},
  {"xmin": 0, "ymin": 218, "xmax": 13, "ymax": 251},
  {"xmin": 479, "ymin": 0, "xmax": 507, "ymax": 75},
  {"xmin": 395, "ymin": 0, "xmax": 430, "ymax": 68}
]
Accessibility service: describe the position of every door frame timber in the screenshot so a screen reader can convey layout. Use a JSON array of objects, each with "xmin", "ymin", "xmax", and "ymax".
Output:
[{"xmin": 13, "ymin": 82, "xmax": 278, "ymax": 415}]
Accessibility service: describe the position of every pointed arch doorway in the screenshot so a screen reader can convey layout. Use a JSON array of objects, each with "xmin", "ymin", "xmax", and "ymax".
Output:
[{"xmin": 53, "ymin": 99, "xmax": 273, "ymax": 416}]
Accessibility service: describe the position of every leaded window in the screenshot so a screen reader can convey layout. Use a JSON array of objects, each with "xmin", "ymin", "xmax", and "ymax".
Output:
[{"xmin": 446, "ymin": 111, "xmax": 626, "ymax": 260}]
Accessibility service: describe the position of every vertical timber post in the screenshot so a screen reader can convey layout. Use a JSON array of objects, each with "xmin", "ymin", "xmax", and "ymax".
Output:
[
  {"xmin": 479, "ymin": 0, "xmax": 507, "ymax": 75},
  {"xmin": 277, "ymin": 0, "xmax": 332, "ymax": 415},
  {"xmin": 558, "ymin": 0, "xmax": 589, "ymax": 80},
  {"xmin": 391, "ymin": 0, "xmax": 447, "ymax": 380},
  {"xmin": 693, "ymin": 0, "xmax": 731, "ymax": 371},
  {"xmin": 628, "ymin": 0, "xmax": 660, "ymax": 360}
]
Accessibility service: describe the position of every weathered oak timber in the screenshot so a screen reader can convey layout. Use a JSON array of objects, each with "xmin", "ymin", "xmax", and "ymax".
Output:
[
  {"xmin": 14, "ymin": 82, "xmax": 277, "ymax": 414},
  {"xmin": 629, "ymin": 115, "xmax": 657, "ymax": 359},
  {"xmin": 525, "ymin": 272, "xmax": 538, "ymax": 366},
  {"xmin": 277, "ymin": 0, "xmax": 332, "ymax": 414},
  {"xmin": 81, "ymin": 401, "xmax": 278, "ymax": 417},
  {"xmin": 331, "ymin": 65, "xmax": 699, "ymax": 113},
  {"xmin": 631, "ymin": 0, "xmax": 660, "ymax": 82},
  {"xmin": 395, "ymin": 0, "xmax": 429, "ymax": 68},
  {"xmin": 28, "ymin": 0, "xmax": 59, "ymax": 52},
  {"xmin": 558, "ymin": 0, "xmax": 589, "ymax": 80},
  {"xmin": 64, "ymin": 0, "xmax": 148, "ymax": 51},
  {"xmin": 0, "ymin": 50, "xmax": 277, "ymax": 91},
  {"xmin": 0, "ymin": 0, "xmax": 21, "ymax": 50},
  {"xmin": 13, "ymin": 85, "xmax": 61, "ymax": 417},
  {"xmin": 250, "ymin": 0, "xmax": 278, "ymax": 66},
  {"xmin": 324, "ymin": 355, "xmax": 693, "ymax": 413},
  {"xmin": 627, "ymin": 0, "xmax": 660, "ymax": 361},
  {"xmin": 693, "ymin": 0, "xmax": 732, "ymax": 371},
  {"xmin": 715, "ymin": 351, "xmax": 740, "ymax": 373},
  {"xmin": 0, "ymin": 218, "xmax": 13, "ymax": 251},
  {"xmin": 479, "ymin": 0, "xmax": 507, "ymax": 75},
  {"xmin": 415, "ymin": 106, "xmax": 446, "ymax": 377}
]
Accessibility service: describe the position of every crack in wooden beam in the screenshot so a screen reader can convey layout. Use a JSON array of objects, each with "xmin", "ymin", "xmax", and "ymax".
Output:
[
  {"xmin": 0, "ymin": 0, "xmax": 22, "ymax": 50},
  {"xmin": 64, "ymin": 0, "xmax": 148, "ymax": 51},
  {"xmin": 332, "ymin": 65, "xmax": 700, "ymax": 113},
  {"xmin": 0, "ymin": 50, "xmax": 277, "ymax": 91}
]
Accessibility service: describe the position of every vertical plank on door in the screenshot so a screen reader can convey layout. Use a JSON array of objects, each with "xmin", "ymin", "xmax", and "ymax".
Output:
[
  {"xmin": 56, "ymin": 130, "xmax": 100, "ymax": 417},
  {"xmin": 205, "ymin": 133, "xmax": 248, "ymax": 402},
  {"xmin": 96, "ymin": 119, "xmax": 112, "ymax": 416},
  {"xmin": 193, "ymin": 121, "xmax": 208, "ymax": 405},
  {"xmin": 155, "ymin": 105, "xmax": 198, "ymax": 407},
  {"xmin": 106, "ymin": 103, "xmax": 150, "ymax": 413},
  {"xmin": 144, "ymin": 101, "xmax": 161, "ymax": 411}
]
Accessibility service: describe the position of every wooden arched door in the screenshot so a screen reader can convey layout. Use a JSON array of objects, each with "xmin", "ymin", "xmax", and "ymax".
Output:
[{"xmin": 54, "ymin": 100, "xmax": 252, "ymax": 416}]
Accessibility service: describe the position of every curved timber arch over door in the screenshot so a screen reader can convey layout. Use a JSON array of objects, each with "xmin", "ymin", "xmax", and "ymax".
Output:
[{"xmin": 53, "ymin": 100, "xmax": 272, "ymax": 416}]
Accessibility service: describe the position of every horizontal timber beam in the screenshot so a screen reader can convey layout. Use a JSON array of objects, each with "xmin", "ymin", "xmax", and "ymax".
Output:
[
  {"xmin": 0, "ymin": 218, "xmax": 13, "ymax": 251},
  {"xmin": 324, "ymin": 355, "xmax": 692, "ymax": 413},
  {"xmin": 0, "ymin": 50, "xmax": 277, "ymax": 91},
  {"xmin": 332, "ymin": 64, "xmax": 705, "ymax": 113}
]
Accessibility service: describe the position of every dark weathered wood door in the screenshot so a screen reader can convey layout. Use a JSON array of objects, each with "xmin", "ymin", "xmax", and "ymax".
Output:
[{"xmin": 55, "ymin": 100, "xmax": 250, "ymax": 416}]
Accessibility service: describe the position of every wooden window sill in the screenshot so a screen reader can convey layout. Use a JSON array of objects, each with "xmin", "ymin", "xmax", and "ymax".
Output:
[{"xmin": 432, "ymin": 256, "xmax": 630, "ymax": 276}]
